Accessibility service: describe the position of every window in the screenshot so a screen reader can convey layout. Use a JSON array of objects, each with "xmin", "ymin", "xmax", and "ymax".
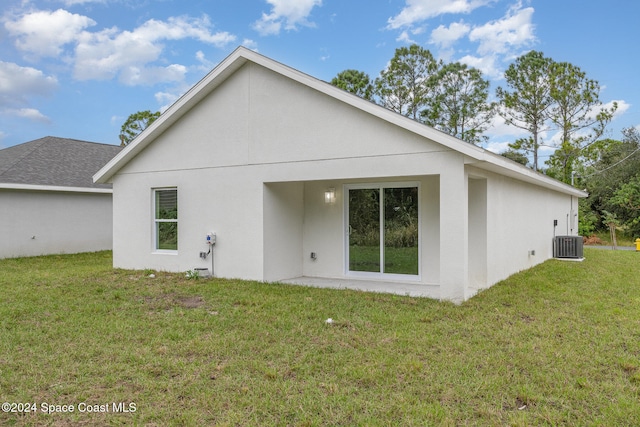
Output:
[
  {"xmin": 346, "ymin": 183, "xmax": 419, "ymax": 277},
  {"xmin": 154, "ymin": 188, "xmax": 178, "ymax": 251}
]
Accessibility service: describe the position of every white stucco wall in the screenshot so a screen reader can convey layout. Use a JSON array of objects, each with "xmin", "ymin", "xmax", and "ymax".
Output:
[
  {"xmin": 263, "ymin": 182, "xmax": 304, "ymax": 281},
  {"xmin": 466, "ymin": 165, "xmax": 578, "ymax": 292},
  {"xmin": 106, "ymin": 59, "xmax": 581, "ymax": 301},
  {"xmin": 467, "ymin": 167, "xmax": 578, "ymax": 294},
  {"xmin": 111, "ymin": 169, "xmax": 266, "ymax": 279},
  {"xmin": 0, "ymin": 189, "xmax": 113, "ymax": 259}
]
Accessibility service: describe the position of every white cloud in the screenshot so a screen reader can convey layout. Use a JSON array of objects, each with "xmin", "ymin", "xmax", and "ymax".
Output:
[
  {"xmin": 429, "ymin": 21, "xmax": 470, "ymax": 48},
  {"xmin": 4, "ymin": 9, "xmax": 96, "ymax": 57},
  {"xmin": 73, "ymin": 15, "xmax": 235, "ymax": 83},
  {"xmin": 119, "ymin": 64, "xmax": 188, "ymax": 86},
  {"xmin": 62, "ymin": 0, "xmax": 106, "ymax": 5},
  {"xmin": 155, "ymin": 91, "xmax": 181, "ymax": 112},
  {"xmin": 483, "ymin": 113, "xmax": 545, "ymax": 157},
  {"xmin": 396, "ymin": 30, "xmax": 417, "ymax": 44},
  {"xmin": 396, "ymin": 26, "xmax": 426, "ymax": 44},
  {"xmin": 458, "ymin": 54, "xmax": 501, "ymax": 79},
  {"xmin": 484, "ymin": 100, "xmax": 632, "ymax": 155},
  {"xmin": 0, "ymin": 61, "xmax": 58, "ymax": 123},
  {"xmin": 12, "ymin": 108, "xmax": 51, "ymax": 123},
  {"xmin": 132, "ymin": 15, "xmax": 235, "ymax": 47},
  {"xmin": 388, "ymin": 0, "xmax": 494, "ymax": 29},
  {"xmin": 485, "ymin": 140, "xmax": 511, "ymax": 154},
  {"xmin": 110, "ymin": 115, "xmax": 123, "ymax": 126},
  {"xmin": 5, "ymin": 10, "xmax": 236, "ymax": 86},
  {"xmin": 242, "ymin": 39, "xmax": 259, "ymax": 51},
  {"xmin": 253, "ymin": 0, "xmax": 322, "ymax": 36},
  {"xmin": 0, "ymin": 61, "xmax": 58, "ymax": 106},
  {"xmin": 606, "ymin": 99, "xmax": 630, "ymax": 120},
  {"xmin": 194, "ymin": 50, "xmax": 214, "ymax": 72},
  {"xmin": 0, "ymin": 62, "xmax": 56, "ymax": 123},
  {"xmin": 468, "ymin": 4, "xmax": 535, "ymax": 56}
]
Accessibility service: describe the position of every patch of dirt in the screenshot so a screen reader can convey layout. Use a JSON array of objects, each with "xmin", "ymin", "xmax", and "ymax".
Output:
[
  {"xmin": 142, "ymin": 293, "xmax": 206, "ymax": 310},
  {"xmin": 179, "ymin": 295, "xmax": 205, "ymax": 309},
  {"xmin": 583, "ymin": 235, "xmax": 604, "ymax": 245}
]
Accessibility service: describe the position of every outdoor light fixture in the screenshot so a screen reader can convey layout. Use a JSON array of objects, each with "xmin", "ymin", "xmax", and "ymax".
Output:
[{"xmin": 324, "ymin": 188, "xmax": 336, "ymax": 204}]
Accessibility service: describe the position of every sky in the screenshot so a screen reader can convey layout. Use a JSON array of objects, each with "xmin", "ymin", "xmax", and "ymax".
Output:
[{"xmin": 1, "ymin": 0, "xmax": 639, "ymax": 162}]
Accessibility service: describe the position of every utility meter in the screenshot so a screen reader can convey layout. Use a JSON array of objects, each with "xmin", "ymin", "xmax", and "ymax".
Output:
[{"xmin": 206, "ymin": 232, "xmax": 216, "ymax": 245}]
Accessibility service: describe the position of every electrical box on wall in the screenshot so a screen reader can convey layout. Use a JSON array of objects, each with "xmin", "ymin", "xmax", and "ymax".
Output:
[{"xmin": 206, "ymin": 232, "xmax": 216, "ymax": 245}]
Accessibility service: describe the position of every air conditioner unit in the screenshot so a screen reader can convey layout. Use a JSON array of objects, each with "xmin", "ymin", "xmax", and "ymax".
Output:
[{"xmin": 554, "ymin": 236, "xmax": 583, "ymax": 259}]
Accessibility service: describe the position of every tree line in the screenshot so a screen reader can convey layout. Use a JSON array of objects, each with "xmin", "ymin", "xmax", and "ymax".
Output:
[
  {"xmin": 331, "ymin": 45, "xmax": 618, "ymax": 176},
  {"xmin": 331, "ymin": 45, "xmax": 496, "ymax": 146},
  {"xmin": 120, "ymin": 45, "xmax": 636, "ymax": 239},
  {"xmin": 331, "ymin": 45, "xmax": 640, "ymax": 239}
]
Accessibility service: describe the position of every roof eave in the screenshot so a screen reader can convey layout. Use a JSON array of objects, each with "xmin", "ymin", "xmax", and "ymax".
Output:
[
  {"xmin": 0, "ymin": 183, "xmax": 113, "ymax": 194},
  {"xmin": 467, "ymin": 153, "xmax": 588, "ymax": 198}
]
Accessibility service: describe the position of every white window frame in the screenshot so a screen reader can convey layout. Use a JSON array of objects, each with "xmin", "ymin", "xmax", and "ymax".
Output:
[
  {"xmin": 344, "ymin": 182, "xmax": 421, "ymax": 281},
  {"xmin": 153, "ymin": 187, "xmax": 178, "ymax": 253}
]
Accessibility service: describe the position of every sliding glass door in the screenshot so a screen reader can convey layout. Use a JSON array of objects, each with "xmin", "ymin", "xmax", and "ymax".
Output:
[{"xmin": 347, "ymin": 184, "xmax": 419, "ymax": 277}]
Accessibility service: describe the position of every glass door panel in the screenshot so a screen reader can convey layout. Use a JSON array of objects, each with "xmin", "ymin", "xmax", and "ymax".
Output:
[
  {"xmin": 347, "ymin": 184, "xmax": 419, "ymax": 277},
  {"xmin": 384, "ymin": 187, "xmax": 419, "ymax": 275},
  {"xmin": 348, "ymin": 188, "xmax": 380, "ymax": 272}
]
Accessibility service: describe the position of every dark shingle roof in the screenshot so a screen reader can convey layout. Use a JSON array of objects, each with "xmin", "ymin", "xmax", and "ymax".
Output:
[{"xmin": 0, "ymin": 136, "xmax": 122, "ymax": 189}]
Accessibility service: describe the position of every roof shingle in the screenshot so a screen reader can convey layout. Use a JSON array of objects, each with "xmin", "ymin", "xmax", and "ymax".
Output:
[{"xmin": 0, "ymin": 136, "xmax": 122, "ymax": 189}]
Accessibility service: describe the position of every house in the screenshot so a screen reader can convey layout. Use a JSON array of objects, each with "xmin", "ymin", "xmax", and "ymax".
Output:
[
  {"xmin": 94, "ymin": 47, "xmax": 585, "ymax": 302},
  {"xmin": 0, "ymin": 136, "xmax": 122, "ymax": 259}
]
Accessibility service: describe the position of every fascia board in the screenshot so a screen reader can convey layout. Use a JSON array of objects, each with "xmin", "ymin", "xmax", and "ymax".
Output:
[
  {"xmin": 466, "ymin": 152, "xmax": 588, "ymax": 198},
  {"xmin": 0, "ymin": 183, "xmax": 113, "ymax": 194}
]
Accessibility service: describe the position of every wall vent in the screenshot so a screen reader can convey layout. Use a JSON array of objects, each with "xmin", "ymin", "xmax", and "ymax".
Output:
[{"xmin": 554, "ymin": 236, "xmax": 583, "ymax": 259}]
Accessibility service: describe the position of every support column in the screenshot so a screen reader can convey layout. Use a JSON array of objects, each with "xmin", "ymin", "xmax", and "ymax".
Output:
[{"xmin": 439, "ymin": 162, "xmax": 468, "ymax": 303}]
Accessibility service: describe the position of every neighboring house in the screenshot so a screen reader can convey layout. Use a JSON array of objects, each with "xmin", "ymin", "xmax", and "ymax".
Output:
[
  {"xmin": 0, "ymin": 136, "xmax": 122, "ymax": 259},
  {"xmin": 95, "ymin": 47, "xmax": 586, "ymax": 302}
]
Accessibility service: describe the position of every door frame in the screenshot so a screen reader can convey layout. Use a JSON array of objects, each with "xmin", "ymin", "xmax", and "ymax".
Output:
[{"xmin": 343, "ymin": 181, "xmax": 421, "ymax": 281}]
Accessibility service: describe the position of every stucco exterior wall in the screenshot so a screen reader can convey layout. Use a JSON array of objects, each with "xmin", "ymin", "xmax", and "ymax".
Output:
[
  {"xmin": 0, "ymin": 189, "xmax": 113, "ymax": 259},
  {"xmin": 111, "ymin": 169, "xmax": 266, "ymax": 279},
  {"xmin": 263, "ymin": 182, "xmax": 304, "ymax": 281},
  {"xmin": 111, "ymin": 62, "xmax": 456, "ymax": 278},
  {"xmin": 466, "ymin": 165, "xmax": 578, "ymax": 292},
  {"xmin": 106, "ymin": 58, "xmax": 581, "ymax": 301}
]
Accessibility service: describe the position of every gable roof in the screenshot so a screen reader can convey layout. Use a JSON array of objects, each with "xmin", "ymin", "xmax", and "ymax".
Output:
[
  {"xmin": 1, "ymin": 136, "xmax": 122, "ymax": 192},
  {"xmin": 94, "ymin": 47, "xmax": 586, "ymax": 198}
]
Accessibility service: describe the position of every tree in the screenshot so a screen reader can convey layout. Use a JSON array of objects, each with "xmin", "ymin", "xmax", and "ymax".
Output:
[
  {"xmin": 374, "ymin": 44, "xmax": 440, "ymax": 120},
  {"xmin": 119, "ymin": 110, "xmax": 161, "ymax": 146},
  {"xmin": 330, "ymin": 69, "xmax": 373, "ymax": 100},
  {"xmin": 496, "ymin": 51, "xmax": 555, "ymax": 171},
  {"xmin": 581, "ymin": 128, "xmax": 640, "ymax": 235},
  {"xmin": 608, "ymin": 177, "xmax": 640, "ymax": 236},
  {"xmin": 500, "ymin": 148, "xmax": 529, "ymax": 166},
  {"xmin": 422, "ymin": 62, "xmax": 496, "ymax": 145},
  {"xmin": 544, "ymin": 61, "xmax": 617, "ymax": 183}
]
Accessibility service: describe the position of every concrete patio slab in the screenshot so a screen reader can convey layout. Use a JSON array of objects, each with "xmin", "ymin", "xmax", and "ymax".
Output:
[{"xmin": 280, "ymin": 276, "xmax": 440, "ymax": 299}]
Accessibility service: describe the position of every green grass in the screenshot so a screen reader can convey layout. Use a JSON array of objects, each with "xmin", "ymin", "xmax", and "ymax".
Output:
[
  {"xmin": 350, "ymin": 245, "xmax": 418, "ymax": 274},
  {"xmin": 1, "ymin": 249, "xmax": 639, "ymax": 426}
]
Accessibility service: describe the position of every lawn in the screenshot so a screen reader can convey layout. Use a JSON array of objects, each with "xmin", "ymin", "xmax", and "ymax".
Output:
[
  {"xmin": 1, "ymin": 249, "xmax": 639, "ymax": 426},
  {"xmin": 349, "ymin": 245, "xmax": 418, "ymax": 275}
]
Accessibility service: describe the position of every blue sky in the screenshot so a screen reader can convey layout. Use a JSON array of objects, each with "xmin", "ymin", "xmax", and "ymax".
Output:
[{"xmin": 1, "ymin": 0, "xmax": 638, "ymax": 161}]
